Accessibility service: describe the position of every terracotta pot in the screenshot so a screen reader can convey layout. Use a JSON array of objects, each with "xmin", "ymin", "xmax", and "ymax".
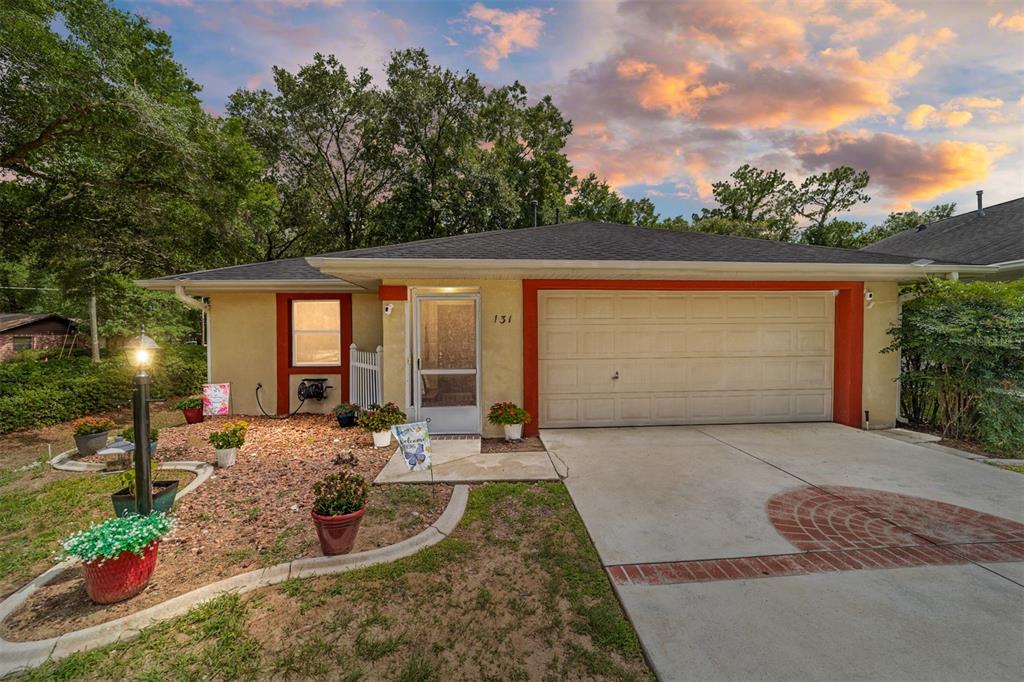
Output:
[
  {"xmin": 74, "ymin": 431, "xmax": 109, "ymax": 456},
  {"xmin": 182, "ymin": 407, "xmax": 204, "ymax": 424},
  {"xmin": 111, "ymin": 480, "xmax": 179, "ymax": 517},
  {"xmin": 216, "ymin": 447, "xmax": 237, "ymax": 467},
  {"xmin": 372, "ymin": 430, "xmax": 392, "ymax": 448},
  {"xmin": 81, "ymin": 540, "xmax": 160, "ymax": 604},
  {"xmin": 503, "ymin": 423, "xmax": 523, "ymax": 441},
  {"xmin": 311, "ymin": 507, "xmax": 366, "ymax": 555}
]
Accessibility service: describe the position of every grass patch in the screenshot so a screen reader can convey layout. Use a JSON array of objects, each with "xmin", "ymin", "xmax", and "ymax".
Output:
[
  {"xmin": 0, "ymin": 473, "xmax": 122, "ymax": 587},
  {"xmin": 15, "ymin": 483, "xmax": 652, "ymax": 681},
  {"xmin": 1001, "ymin": 464, "xmax": 1024, "ymax": 474}
]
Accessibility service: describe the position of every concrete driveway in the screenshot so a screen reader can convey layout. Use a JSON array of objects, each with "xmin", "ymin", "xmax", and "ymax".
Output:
[{"xmin": 542, "ymin": 423, "xmax": 1024, "ymax": 681}]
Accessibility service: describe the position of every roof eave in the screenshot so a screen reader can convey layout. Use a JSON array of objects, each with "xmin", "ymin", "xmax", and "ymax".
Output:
[
  {"xmin": 136, "ymin": 278, "xmax": 368, "ymax": 294},
  {"xmin": 306, "ymin": 257, "xmax": 992, "ymax": 282}
]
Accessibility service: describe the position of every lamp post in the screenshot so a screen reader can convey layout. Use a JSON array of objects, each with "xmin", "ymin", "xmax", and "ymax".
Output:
[{"xmin": 130, "ymin": 329, "xmax": 160, "ymax": 515}]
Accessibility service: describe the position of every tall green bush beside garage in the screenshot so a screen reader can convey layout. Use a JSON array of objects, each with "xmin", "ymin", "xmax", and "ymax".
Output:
[
  {"xmin": 0, "ymin": 345, "xmax": 205, "ymax": 433},
  {"xmin": 886, "ymin": 279, "xmax": 1024, "ymax": 456}
]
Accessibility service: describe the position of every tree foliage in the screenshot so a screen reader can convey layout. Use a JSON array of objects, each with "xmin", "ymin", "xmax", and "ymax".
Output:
[{"xmin": 886, "ymin": 279, "xmax": 1024, "ymax": 454}]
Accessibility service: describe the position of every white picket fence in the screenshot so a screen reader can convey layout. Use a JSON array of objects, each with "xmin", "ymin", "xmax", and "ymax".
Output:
[{"xmin": 349, "ymin": 344, "xmax": 383, "ymax": 408}]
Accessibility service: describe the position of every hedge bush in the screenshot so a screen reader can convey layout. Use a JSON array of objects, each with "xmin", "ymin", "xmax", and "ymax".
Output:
[
  {"xmin": 887, "ymin": 279, "xmax": 1023, "ymax": 457},
  {"xmin": 0, "ymin": 345, "xmax": 206, "ymax": 434}
]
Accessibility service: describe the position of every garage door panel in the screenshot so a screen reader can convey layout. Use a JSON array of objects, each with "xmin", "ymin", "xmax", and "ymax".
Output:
[{"xmin": 538, "ymin": 291, "xmax": 834, "ymax": 427}]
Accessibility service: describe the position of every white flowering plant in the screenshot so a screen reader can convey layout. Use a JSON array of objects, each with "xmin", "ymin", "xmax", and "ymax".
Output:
[{"xmin": 61, "ymin": 513, "xmax": 176, "ymax": 564}]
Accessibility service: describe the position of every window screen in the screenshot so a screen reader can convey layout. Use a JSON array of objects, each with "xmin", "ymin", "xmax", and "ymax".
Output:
[{"xmin": 292, "ymin": 301, "xmax": 341, "ymax": 366}]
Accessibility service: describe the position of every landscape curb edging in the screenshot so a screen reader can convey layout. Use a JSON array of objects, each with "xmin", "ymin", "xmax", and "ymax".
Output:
[
  {"xmin": 49, "ymin": 448, "xmax": 215, "ymax": 493},
  {"xmin": 0, "ymin": 485, "xmax": 469, "ymax": 676}
]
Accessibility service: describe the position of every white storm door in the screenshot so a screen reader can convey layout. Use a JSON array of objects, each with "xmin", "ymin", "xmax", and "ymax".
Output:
[{"xmin": 413, "ymin": 295, "xmax": 481, "ymax": 433}]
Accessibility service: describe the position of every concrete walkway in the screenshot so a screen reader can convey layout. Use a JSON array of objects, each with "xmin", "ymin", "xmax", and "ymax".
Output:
[
  {"xmin": 542, "ymin": 423, "xmax": 1024, "ymax": 681},
  {"xmin": 374, "ymin": 438, "xmax": 558, "ymax": 483}
]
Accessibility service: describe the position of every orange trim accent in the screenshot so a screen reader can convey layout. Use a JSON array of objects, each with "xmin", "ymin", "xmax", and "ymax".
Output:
[
  {"xmin": 522, "ymin": 280, "xmax": 865, "ymax": 436},
  {"xmin": 276, "ymin": 293, "xmax": 352, "ymax": 415},
  {"xmin": 378, "ymin": 285, "xmax": 408, "ymax": 301}
]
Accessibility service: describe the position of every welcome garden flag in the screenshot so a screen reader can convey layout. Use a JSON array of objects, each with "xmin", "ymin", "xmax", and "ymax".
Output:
[{"xmin": 393, "ymin": 422, "xmax": 432, "ymax": 472}]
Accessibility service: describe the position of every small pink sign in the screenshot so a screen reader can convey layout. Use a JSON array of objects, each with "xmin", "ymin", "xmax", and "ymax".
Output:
[{"xmin": 203, "ymin": 383, "xmax": 230, "ymax": 416}]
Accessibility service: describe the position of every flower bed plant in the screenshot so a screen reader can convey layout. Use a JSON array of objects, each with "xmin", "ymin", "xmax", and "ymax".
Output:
[
  {"xmin": 208, "ymin": 420, "xmax": 249, "ymax": 449},
  {"xmin": 311, "ymin": 470, "xmax": 370, "ymax": 555},
  {"xmin": 487, "ymin": 402, "xmax": 531, "ymax": 426},
  {"xmin": 357, "ymin": 403, "xmax": 406, "ymax": 433},
  {"xmin": 62, "ymin": 513, "xmax": 176, "ymax": 564},
  {"xmin": 174, "ymin": 397, "xmax": 203, "ymax": 411},
  {"xmin": 62, "ymin": 513, "xmax": 176, "ymax": 604},
  {"xmin": 312, "ymin": 470, "xmax": 369, "ymax": 517},
  {"xmin": 121, "ymin": 426, "xmax": 160, "ymax": 444},
  {"xmin": 73, "ymin": 417, "xmax": 117, "ymax": 436},
  {"xmin": 334, "ymin": 402, "xmax": 360, "ymax": 428}
]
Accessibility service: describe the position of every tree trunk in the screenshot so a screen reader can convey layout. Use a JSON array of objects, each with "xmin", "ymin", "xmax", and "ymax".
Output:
[{"xmin": 89, "ymin": 292, "xmax": 100, "ymax": 363}]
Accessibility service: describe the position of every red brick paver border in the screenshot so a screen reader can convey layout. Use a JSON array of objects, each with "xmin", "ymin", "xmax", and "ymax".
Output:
[{"xmin": 608, "ymin": 486, "xmax": 1024, "ymax": 587}]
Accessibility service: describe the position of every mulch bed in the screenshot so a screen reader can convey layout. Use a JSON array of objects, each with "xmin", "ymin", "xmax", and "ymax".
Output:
[
  {"xmin": 2, "ymin": 415, "xmax": 452, "ymax": 641},
  {"xmin": 480, "ymin": 436, "xmax": 546, "ymax": 453}
]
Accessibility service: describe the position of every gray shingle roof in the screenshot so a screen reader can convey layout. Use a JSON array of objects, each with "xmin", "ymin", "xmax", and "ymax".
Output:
[
  {"xmin": 151, "ymin": 256, "xmax": 336, "ymax": 282},
  {"xmin": 321, "ymin": 222, "xmax": 934, "ymax": 264},
  {"xmin": 151, "ymin": 221, "xmax": 955, "ymax": 283},
  {"xmin": 862, "ymin": 197, "xmax": 1023, "ymax": 265},
  {"xmin": 0, "ymin": 313, "xmax": 73, "ymax": 333}
]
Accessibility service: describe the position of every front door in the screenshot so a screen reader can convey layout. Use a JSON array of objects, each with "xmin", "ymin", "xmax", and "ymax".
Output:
[{"xmin": 413, "ymin": 294, "xmax": 480, "ymax": 433}]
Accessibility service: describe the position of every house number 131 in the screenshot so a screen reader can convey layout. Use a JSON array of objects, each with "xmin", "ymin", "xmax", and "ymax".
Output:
[{"xmin": 493, "ymin": 314, "xmax": 513, "ymax": 324}]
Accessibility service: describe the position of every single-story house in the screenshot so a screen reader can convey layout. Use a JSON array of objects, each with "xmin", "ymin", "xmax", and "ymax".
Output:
[
  {"xmin": 861, "ymin": 194, "xmax": 1022, "ymax": 280},
  {"xmin": 139, "ymin": 221, "xmax": 994, "ymax": 437},
  {"xmin": 0, "ymin": 313, "xmax": 80, "ymax": 361}
]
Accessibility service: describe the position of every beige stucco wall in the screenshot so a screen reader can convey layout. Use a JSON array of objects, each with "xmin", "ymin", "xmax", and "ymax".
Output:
[
  {"xmin": 208, "ymin": 293, "xmax": 278, "ymax": 415},
  {"xmin": 352, "ymin": 293, "xmax": 383, "ymax": 350},
  {"xmin": 380, "ymin": 279, "xmax": 524, "ymax": 437},
  {"xmin": 289, "ymin": 373, "xmax": 343, "ymax": 413},
  {"xmin": 861, "ymin": 281, "xmax": 900, "ymax": 429}
]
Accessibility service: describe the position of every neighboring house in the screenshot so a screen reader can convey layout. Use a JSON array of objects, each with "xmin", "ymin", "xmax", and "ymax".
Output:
[
  {"xmin": 139, "ymin": 221, "xmax": 990, "ymax": 437},
  {"xmin": 0, "ymin": 313, "xmax": 80, "ymax": 361},
  {"xmin": 862, "ymin": 194, "xmax": 1023, "ymax": 280}
]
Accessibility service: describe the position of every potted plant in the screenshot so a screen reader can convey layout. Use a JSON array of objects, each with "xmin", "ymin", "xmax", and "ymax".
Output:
[
  {"xmin": 487, "ymin": 402, "xmax": 532, "ymax": 441},
  {"xmin": 110, "ymin": 459, "xmax": 180, "ymax": 517},
  {"xmin": 208, "ymin": 420, "xmax": 248, "ymax": 467},
  {"xmin": 176, "ymin": 396, "xmax": 204, "ymax": 424},
  {"xmin": 72, "ymin": 417, "xmax": 117, "ymax": 456},
  {"xmin": 61, "ymin": 512, "xmax": 175, "ymax": 604},
  {"xmin": 334, "ymin": 402, "xmax": 360, "ymax": 428},
  {"xmin": 121, "ymin": 425, "xmax": 160, "ymax": 456},
  {"xmin": 357, "ymin": 402, "xmax": 406, "ymax": 448},
  {"xmin": 310, "ymin": 470, "xmax": 369, "ymax": 555}
]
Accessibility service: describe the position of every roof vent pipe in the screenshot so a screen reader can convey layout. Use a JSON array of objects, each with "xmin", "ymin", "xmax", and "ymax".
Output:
[
  {"xmin": 531, "ymin": 200, "xmax": 538, "ymax": 227},
  {"xmin": 555, "ymin": 207, "xmax": 561, "ymax": 224},
  {"xmin": 977, "ymin": 189, "xmax": 985, "ymax": 216}
]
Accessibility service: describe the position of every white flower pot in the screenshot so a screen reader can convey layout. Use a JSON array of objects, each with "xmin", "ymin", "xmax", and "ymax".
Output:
[
  {"xmin": 372, "ymin": 430, "xmax": 392, "ymax": 448},
  {"xmin": 216, "ymin": 447, "xmax": 237, "ymax": 468},
  {"xmin": 503, "ymin": 423, "xmax": 523, "ymax": 441}
]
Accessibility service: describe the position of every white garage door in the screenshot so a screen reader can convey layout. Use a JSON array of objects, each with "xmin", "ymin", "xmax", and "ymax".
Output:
[{"xmin": 538, "ymin": 290, "xmax": 834, "ymax": 428}]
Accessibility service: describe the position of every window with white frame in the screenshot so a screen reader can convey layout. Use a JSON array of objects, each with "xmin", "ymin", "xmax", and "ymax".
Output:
[{"xmin": 291, "ymin": 300, "xmax": 341, "ymax": 366}]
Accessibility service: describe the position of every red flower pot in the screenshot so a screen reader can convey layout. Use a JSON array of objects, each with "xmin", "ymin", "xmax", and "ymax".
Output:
[
  {"xmin": 311, "ymin": 507, "xmax": 366, "ymax": 555},
  {"xmin": 81, "ymin": 540, "xmax": 160, "ymax": 604},
  {"xmin": 182, "ymin": 407, "xmax": 204, "ymax": 424}
]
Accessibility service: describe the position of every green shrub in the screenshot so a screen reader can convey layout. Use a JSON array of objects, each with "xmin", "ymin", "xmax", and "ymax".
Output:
[
  {"xmin": 61, "ymin": 513, "xmax": 175, "ymax": 563},
  {"xmin": 209, "ymin": 420, "xmax": 249, "ymax": 449},
  {"xmin": 0, "ymin": 345, "xmax": 206, "ymax": 434},
  {"xmin": 356, "ymin": 402, "xmax": 406, "ymax": 433},
  {"xmin": 887, "ymin": 279, "xmax": 1024, "ymax": 454}
]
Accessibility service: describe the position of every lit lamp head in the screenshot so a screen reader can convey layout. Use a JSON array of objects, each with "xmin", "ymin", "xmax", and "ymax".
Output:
[{"xmin": 130, "ymin": 330, "xmax": 160, "ymax": 369}]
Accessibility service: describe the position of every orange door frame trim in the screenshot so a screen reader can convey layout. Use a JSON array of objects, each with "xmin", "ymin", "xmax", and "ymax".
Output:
[
  {"xmin": 521, "ymin": 280, "xmax": 864, "ymax": 436},
  {"xmin": 276, "ymin": 292, "xmax": 353, "ymax": 415}
]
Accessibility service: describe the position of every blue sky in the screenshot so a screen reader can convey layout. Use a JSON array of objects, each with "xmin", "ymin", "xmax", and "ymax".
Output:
[{"xmin": 117, "ymin": 0, "xmax": 1024, "ymax": 225}]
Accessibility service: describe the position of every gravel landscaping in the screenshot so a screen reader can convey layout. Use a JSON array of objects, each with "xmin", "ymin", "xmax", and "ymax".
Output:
[{"xmin": 1, "ymin": 415, "xmax": 451, "ymax": 641}]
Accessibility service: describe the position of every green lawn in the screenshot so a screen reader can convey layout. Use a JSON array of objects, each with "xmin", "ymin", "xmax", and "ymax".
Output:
[
  {"xmin": 17, "ymin": 482, "xmax": 653, "ymax": 681},
  {"xmin": 0, "ymin": 465, "xmax": 192, "ymax": 596}
]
